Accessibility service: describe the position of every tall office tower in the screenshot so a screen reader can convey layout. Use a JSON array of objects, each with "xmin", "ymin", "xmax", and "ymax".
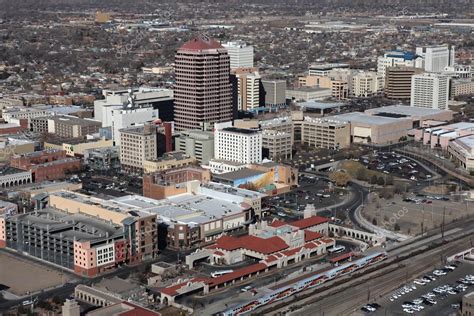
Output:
[
  {"xmin": 385, "ymin": 67, "xmax": 423, "ymax": 100},
  {"xmin": 222, "ymin": 41, "xmax": 254, "ymax": 69},
  {"xmin": 416, "ymin": 45, "xmax": 454, "ymax": 73},
  {"xmin": 411, "ymin": 73, "xmax": 449, "ymax": 110},
  {"xmin": 376, "ymin": 50, "xmax": 422, "ymax": 84},
  {"xmin": 233, "ymin": 68, "xmax": 261, "ymax": 112},
  {"xmin": 174, "ymin": 36, "xmax": 233, "ymax": 131}
]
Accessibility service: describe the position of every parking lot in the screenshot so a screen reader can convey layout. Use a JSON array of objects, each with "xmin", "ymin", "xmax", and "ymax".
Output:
[
  {"xmin": 79, "ymin": 172, "xmax": 143, "ymax": 197},
  {"xmin": 265, "ymin": 175, "xmax": 348, "ymax": 219},
  {"xmin": 358, "ymin": 151, "xmax": 434, "ymax": 181},
  {"xmin": 369, "ymin": 262, "xmax": 473, "ymax": 315}
]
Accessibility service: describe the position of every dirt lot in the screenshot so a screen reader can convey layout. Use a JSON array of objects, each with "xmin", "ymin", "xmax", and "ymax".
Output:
[
  {"xmin": 361, "ymin": 193, "xmax": 473, "ymax": 236},
  {"xmin": 0, "ymin": 251, "xmax": 74, "ymax": 296}
]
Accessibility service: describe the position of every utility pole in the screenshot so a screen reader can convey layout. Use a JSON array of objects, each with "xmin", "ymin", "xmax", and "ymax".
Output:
[{"xmin": 441, "ymin": 207, "xmax": 446, "ymax": 241}]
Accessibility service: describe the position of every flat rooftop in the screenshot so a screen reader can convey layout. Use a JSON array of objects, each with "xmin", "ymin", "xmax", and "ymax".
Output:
[
  {"xmin": 113, "ymin": 193, "xmax": 247, "ymax": 227},
  {"xmin": 366, "ymin": 105, "xmax": 452, "ymax": 118},
  {"xmin": 457, "ymin": 135, "xmax": 474, "ymax": 149},
  {"xmin": 329, "ymin": 112, "xmax": 403, "ymax": 126},
  {"xmin": 6, "ymin": 208, "xmax": 122, "ymax": 242},
  {"xmin": 0, "ymin": 166, "xmax": 29, "ymax": 176}
]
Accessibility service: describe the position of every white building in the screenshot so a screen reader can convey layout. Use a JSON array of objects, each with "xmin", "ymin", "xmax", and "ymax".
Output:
[
  {"xmin": 352, "ymin": 71, "xmax": 383, "ymax": 98},
  {"xmin": 222, "ymin": 41, "xmax": 254, "ymax": 69},
  {"xmin": 416, "ymin": 45, "xmax": 455, "ymax": 73},
  {"xmin": 214, "ymin": 122, "xmax": 262, "ymax": 164},
  {"xmin": 376, "ymin": 50, "xmax": 422, "ymax": 83},
  {"xmin": 411, "ymin": 73, "xmax": 449, "ymax": 110}
]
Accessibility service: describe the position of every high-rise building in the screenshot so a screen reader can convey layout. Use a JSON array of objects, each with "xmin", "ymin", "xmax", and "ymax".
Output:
[
  {"xmin": 411, "ymin": 73, "xmax": 449, "ymax": 109},
  {"xmin": 222, "ymin": 41, "xmax": 254, "ymax": 69},
  {"xmin": 214, "ymin": 122, "xmax": 262, "ymax": 164},
  {"xmin": 416, "ymin": 45, "xmax": 455, "ymax": 73},
  {"xmin": 233, "ymin": 68, "xmax": 261, "ymax": 112},
  {"xmin": 262, "ymin": 80, "xmax": 287, "ymax": 108},
  {"xmin": 174, "ymin": 36, "xmax": 233, "ymax": 131},
  {"xmin": 385, "ymin": 67, "xmax": 423, "ymax": 100}
]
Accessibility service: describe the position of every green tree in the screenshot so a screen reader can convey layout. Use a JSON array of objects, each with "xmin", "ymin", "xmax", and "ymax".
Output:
[
  {"xmin": 355, "ymin": 167, "xmax": 368, "ymax": 181},
  {"xmin": 377, "ymin": 176, "xmax": 386, "ymax": 186},
  {"xmin": 370, "ymin": 174, "xmax": 378, "ymax": 184}
]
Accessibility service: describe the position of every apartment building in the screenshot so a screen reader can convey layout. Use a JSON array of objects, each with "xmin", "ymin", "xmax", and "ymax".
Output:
[
  {"xmin": 301, "ymin": 117, "xmax": 351, "ymax": 149},
  {"xmin": 411, "ymin": 73, "xmax": 450, "ymax": 109},
  {"xmin": 119, "ymin": 124, "xmax": 157, "ymax": 174}
]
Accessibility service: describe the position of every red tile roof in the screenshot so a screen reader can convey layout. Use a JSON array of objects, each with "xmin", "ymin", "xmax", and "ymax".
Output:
[
  {"xmin": 290, "ymin": 216, "xmax": 329, "ymax": 229},
  {"xmin": 304, "ymin": 230, "xmax": 323, "ymax": 242},
  {"xmin": 281, "ymin": 246, "xmax": 302, "ymax": 257},
  {"xmin": 179, "ymin": 36, "xmax": 223, "ymax": 51},
  {"xmin": 214, "ymin": 251, "xmax": 224, "ymax": 256},
  {"xmin": 214, "ymin": 235, "xmax": 289, "ymax": 255}
]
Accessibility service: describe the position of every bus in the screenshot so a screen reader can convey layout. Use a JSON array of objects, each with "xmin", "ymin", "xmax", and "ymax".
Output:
[
  {"xmin": 211, "ymin": 270, "xmax": 234, "ymax": 278},
  {"xmin": 327, "ymin": 245, "xmax": 346, "ymax": 254}
]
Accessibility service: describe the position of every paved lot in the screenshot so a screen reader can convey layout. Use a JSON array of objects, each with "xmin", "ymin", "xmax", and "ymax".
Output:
[
  {"xmin": 358, "ymin": 151, "xmax": 434, "ymax": 181},
  {"xmin": 265, "ymin": 175, "xmax": 348, "ymax": 220},
  {"xmin": 0, "ymin": 251, "xmax": 73, "ymax": 297},
  {"xmin": 372, "ymin": 262, "xmax": 473, "ymax": 315}
]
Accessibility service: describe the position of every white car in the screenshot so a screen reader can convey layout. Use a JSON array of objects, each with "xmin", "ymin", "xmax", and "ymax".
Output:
[
  {"xmin": 403, "ymin": 308, "xmax": 414, "ymax": 314},
  {"xmin": 414, "ymin": 280, "xmax": 426, "ymax": 285}
]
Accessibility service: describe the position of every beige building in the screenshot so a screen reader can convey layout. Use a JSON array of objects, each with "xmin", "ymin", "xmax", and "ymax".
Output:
[
  {"xmin": 463, "ymin": 292, "xmax": 474, "ymax": 316},
  {"xmin": 233, "ymin": 68, "xmax": 261, "ymax": 111},
  {"xmin": 143, "ymin": 151, "xmax": 196, "ymax": 174},
  {"xmin": 0, "ymin": 138, "xmax": 35, "ymax": 163},
  {"xmin": 44, "ymin": 138, "xmax": 113, "ymax": 157},
  {"xmin": 119, "ymin": 124, "xmax": 157, "ymax": 174},
  {"xmin": 352, "ymin": 71, "xmax": 382, "ymax": 98},
  {"xmin": 451, "ymin": 79, "xmax": 474, "ymax": 99},
  {"xmin": 301, "ymin": 117, "xmax": 351, "ymax": 149},
  {"xmin": 262, "ymin": 130, "xmax": 293, "ymax": 160},
  {"xmin": 299, "ymin": 75, "xmax": 349, "ymax": 101},
  {"xmin": 48, "ymin": 116, "xmax": 101, "ymax": 139},
  {"xmin": 448, "ymin": 135, "xmax": 474, "ymax": 172}
]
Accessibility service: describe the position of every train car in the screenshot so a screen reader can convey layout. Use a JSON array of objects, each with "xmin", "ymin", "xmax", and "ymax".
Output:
[{"xmin": 220, "ymin": 252, "xmax": 388, "ymax": 316}]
